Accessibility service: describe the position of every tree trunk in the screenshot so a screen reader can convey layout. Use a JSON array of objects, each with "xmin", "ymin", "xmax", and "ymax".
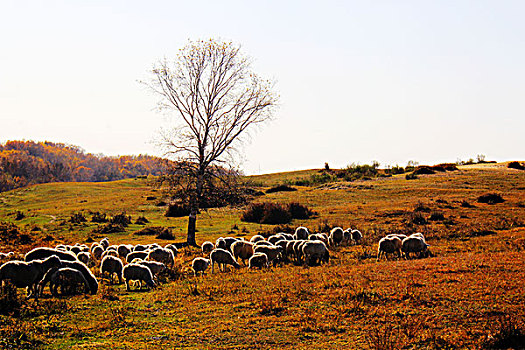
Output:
[{"xmin": 187, "ymin": 210, "xmax": 198, "ymax": 247}]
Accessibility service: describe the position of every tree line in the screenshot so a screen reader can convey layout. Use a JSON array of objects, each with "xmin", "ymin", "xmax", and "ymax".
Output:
[{"xmin": 0, "ymin": 141, "xmax": 168, "ymax": 192}]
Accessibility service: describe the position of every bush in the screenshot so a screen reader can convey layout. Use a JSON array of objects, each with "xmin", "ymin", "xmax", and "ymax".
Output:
[
  {"xmin": 135, "ymin": 216, "xmax": 149, "ymax": 225},
  {"xmin": 0, "ymin": 222, "xmax": 32, "ymax": 245},
  {"xmin": 405, "ymin": 173, "xmax": 418, "ymax": 180},
  {"xmin": 241, "ymin": 202, "xmax": 316, "ymax": 225},
  {"xmin": 408, "ymin": 212, "xmax": 427, "ymax": 225},
  {"xmin": 241, "ymin": 202, "xmax": 291, "ymax": 225},
  {"xmin": 508, "ymin": 161, "xmax": 525, "ymax": 170},
  {"xmin": 483, "ymin": 315, "xmax": 525, "ymax": 349},
  {"xmin": 266, "ymin": 185, "xmax": 297, "ymax": 194},
  {"xmin": 165, "ymin": 203, "xmax": 191, "ymax": 217},
  {"xmin": 134, "ymin": 226, "xmax": 172, "ymax": 238},
  {"xmin": 14, "ymin": 211, "xmax": 25, "ymax": 221},
  {"xmin": 477, "ymin": 193, "xmax": 505, "ymax": 205},
  {"xmin": 110, "ymin": 213, "xmax": 132, "ymax": 226},
  {"xmin": 413, "ymin": 166, "xmax": 435, "ymax": 175},
  {"xmin": 288, "ymin": 202, "xmax": 316, "ymax": 219},
  {"xmin": 69, "ymin": 212, "xmax": 87, "ymax": 224},
  {"xmin": 0, "ymin": 281, "xmax": 23, "ymax": 316},
  {"xmin": 428, "ymin": 211, "xmax": 445, "ymax": 221},
  {"xmin": 91, "ymin": 211, "xmax": 108, "ymax": 223},
  {"xmin": 93, "ymin": 223, "xmax": 125, "ymax": 234}
]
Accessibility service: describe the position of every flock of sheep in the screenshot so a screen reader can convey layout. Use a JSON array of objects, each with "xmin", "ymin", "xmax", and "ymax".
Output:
[{"xmin": 0, "ymin": 226, "xmax": 431, "ymax": 299}]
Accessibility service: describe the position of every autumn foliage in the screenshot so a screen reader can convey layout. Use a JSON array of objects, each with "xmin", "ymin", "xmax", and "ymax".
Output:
[{"xmin": 0, "ymin": 140, "xmax": 168, "ymax": 192}]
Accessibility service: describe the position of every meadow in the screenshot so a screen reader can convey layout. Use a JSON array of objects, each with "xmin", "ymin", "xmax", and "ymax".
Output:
[{"xmin": 0, "ymin": 162, "xmax": 524, "ymax": 349}]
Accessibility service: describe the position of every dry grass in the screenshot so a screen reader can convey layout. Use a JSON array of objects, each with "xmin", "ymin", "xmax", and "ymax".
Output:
[{"xmin": 0, "ymin": 163, "xmax": 524, "ymax": 349}]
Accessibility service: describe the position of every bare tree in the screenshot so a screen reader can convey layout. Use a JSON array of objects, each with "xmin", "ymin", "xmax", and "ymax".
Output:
[{"xmin": 144, "ymin": 39, "xmax": 278, "ymax": 246}]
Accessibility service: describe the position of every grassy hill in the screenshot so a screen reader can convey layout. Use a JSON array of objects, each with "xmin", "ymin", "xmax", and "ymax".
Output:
[{"xmin": 0, "ymin": 162, "xmax": 524, "ymax": 349}]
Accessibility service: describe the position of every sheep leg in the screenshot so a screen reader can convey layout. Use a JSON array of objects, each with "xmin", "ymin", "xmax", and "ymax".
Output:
[{"xmin": 125, "ymin": 279, "xmax": 131, "ymax": 291}]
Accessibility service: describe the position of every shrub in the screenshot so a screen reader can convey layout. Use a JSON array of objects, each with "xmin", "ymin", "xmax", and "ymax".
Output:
[
  {"xmin": 165, "ymin": 203, "xmax": 190, "ymax": 217},
  {"xmin": 405, "ymin": 173, "xmax": 418, "ymax": 180},
  {"xmin": 91, "ymin": 211, "xmax": 108, "ymax": 223},
  {"xmin": 241, "ymin": 202, "xmax": 291, "ymax": 225},
  {"xmin": 110, "ymin": 213, "xmax": 132, "ymax": 226},
  {"xmin": 408, "ymin": 212, "xmax": 427, "ymax": 225},
  {"xmin": 413, "ymin": 166, "xmax": 435, "ymax": 175},
  {"xmin": 135, "ymin": 216, "xmax": 149, "ymax": 225},
  {"xmin": 483, "ymin": 315, "xmax": 525, "ymax": 349},
  {"xmin": 133, "ymin": 226, "xmax": 174, "ymax": 240},
  {"xmin": 477, "ymin": 193, "xmax": 505, "ymax": 205},
  {"xmin": 69, "ymin": 212, "xmax": 87, "ymax": 224},
  {"xmin": 14, "ymin": 211, "xmax": 25, "ymax": 221},
  {"xmin": 428, "ymin": 211, "xmax": 445, "ymax": 221},
  {"xmin": 0, "ymin": 222, "xmax": 32, "ymax": 245},
  {"xmin": 508, "ymin": 161, "xmax": 525, "ymax": 170},
  {"xmin": 265, "ymin": 185, "xmax": 297, "ymax": 194},
  {"xmin": 461, "ymin": 200, "xmax": 474, "ymax": 208},
  {"xmin": 93, "ymin": 223, "xmax": 124, "ymax": 234},
  {"xmin": 288, "ymin": 202, "xmax": 316, "ymax": 219}
]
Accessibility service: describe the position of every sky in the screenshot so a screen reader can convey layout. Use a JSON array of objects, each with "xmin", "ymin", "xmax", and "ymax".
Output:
[{"xmin": 1, "ymin": 0, "xmax": 524, "ymax": 174}]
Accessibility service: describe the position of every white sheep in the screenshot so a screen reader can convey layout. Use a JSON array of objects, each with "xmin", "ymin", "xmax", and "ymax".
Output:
[
  {"xmin": 191, "ymin": 257, "xmax": 210, "ymax": 276},
  {"xmin": 147, "ymin": 248, "xmax": 175, "ymax": 267},
  {"xmin": 201, "ymin": 241, "xmax": 215, "ymax": 254},
  {"xmin": 164, "ymin": 244, "xmax": 179, "ymax": 257},
  {"xmin": 0, "ymin": 255, "xmax": 62, "ymax": 298},
  {"xmin": 126, "ymin": 251, "xmax": 149, "ymax": 263},
  {"xmin": 91, "ymin": 245, "xmax": 104, "ymax": 260},
  {"xmin": 209, "ymin": 248, "xmax": 240, "ymax": 273},
  {"xmin": 100, "ymin": 255, "xmax": 124, "ymax": 284},
  {"xmin": 249, "ymin": 235, "xmax": 265, "ymax": 243},
  {"xmin": 76, "ymin": 251, "xmax": 91, "ymax": 265},
  {"xmin": 377, "ymin": 236, "xmax": 403, "ymax": 261},
  {"xmin": 122, "ymin": 263, "xmax": 156, "ymax": 291},
  {"xmin": 39, "ymin": 267, "xmax": 90, "ymax": 296},
  {"xmin": 329, "ymin": 227, "xmax": 344, "ymax": 246},
  {"xmin": 402, "ymin": 236, "xmax": 429, "ymax": 259},
  {"xmin": 302, "ymin": 241, "xmax": 330, "ymax": 266},
  {"xmin": 58, "ymin": 260, "xmax": 98, "ymax": 294},
  {"xmin": 294, "ymin": 226, "xmax": 310, "ymax": 240},
  {"xmin": 351, "ymin": 229, "xmax": 363, "ymax": 244},
  {"xmin": 248, "ymin": 253, "xmax": 268, "ymax": 269},
  {"xmin": 25, "ymin": 247, "xmax": 77, "ymax": 262},
  {"xmin": 230, "ymin": 240, "xmax": 254, "ymax": 265},
  {"xmin": 138, "ymin": 261, "xmax": 166, "ymax": 277},
  {"xmin": 253, "ymin": 245, "xmax": 283, "ymax": 266},
  {"xmin": 117, "ymin": 244, "xmax": 132, "ymax": 259},
  {"xmin": 99, "ymin": 237, "xmax": 110, "ymax": 250}
]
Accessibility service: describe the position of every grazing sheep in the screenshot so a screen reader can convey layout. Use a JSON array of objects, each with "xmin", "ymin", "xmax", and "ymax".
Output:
[
  {"xmin": 286, "ymin": 240, "xmax": 299, "ymax": 262},
  {"xmin": 402, "ymin": 236, "xmax": 429, "ymax": 259},
  {"xmin": 281, "ymin": 233, "xmax": 294, "ymax": 241},
  {"xmin": 122, "ymin": 263, "xmax": 156, "ymax": 291},
  {"xmin": 215, "ymin": 237, "xmax": 226, "ymax": 250},
  {"xmin": 92, "ymin": 245, "xmax": 104, "ymax": 260},
  {"xmin": 99, "ymin": 237, "xmax": 110, "ymax": 250},
  {"xmin": 0, "ymin": 255, "xmax": 62, "ymax": 298},
  {"xmin": 39, "ymin": 267, "xmax": 89, "ymax": 296},
  {"xmin": 201, "ymin": 241, "xmax": 215, "ymax": 254},
  {"xmin": 249, "ymin": 235, "xmax": 265, "ymax": 243},
  {"xmin": 292, "ymin": 240, "xmax": 308, "ymax": 264},
  {"xmin": 222, "ymin": 237, "xmax": 240, "ymax": 251},
  {"xmin": 253, "ymin": 245, "xmax": 283, "ymax": 266},
  {"xmin": 60, "ymin": 260, "xmax": 98, "ymax": 294},
  {"xmin": 147, "ymin": 248, "xmax": 175, "ymax": 267},
  {"xmin": 231, "ymin": 241, "xmax": 254, "ymax": 265},
  {"xmin": 351, "ymin": 229, "xmax": 363, "ymax": 245},
  {"xmin": 133, "ymin": 244, "xmax": 148, "ymax": 252},
  {"xmin": 191, "ymin": 258, "xmax": 210, "ymax": 276},
  {"xmin": 101, "ymin": 249, "xmax": 119, "ymax": 259},
  {"xmin": 100, "ymin": 255, "xmax": 124, "ymax": 284},
  {"xmin": 302, "ymin": 241, "xmax": 330, "ymax": 266},
  {"xmin": 409, "ymin": 232, "xmax": 426, "ymax": 242},
  {"xmin": 126, "ymin": 251, "xmax": 149, "ymax": 263},
  {"xmin": 254, "ymin": 240, "xmax": 274, "ymax": 247},
  {"xmin": 329, "ymin": 227, "xmax": 344, "ymax": 247},
  {"xmin": 25, "ymin": 247, "xmax": 77, "ymax": 262},
  {"xmin": 70, "ymin": 246, "xmax": 82, "ymax": 255},
  {"xmin": 294, "ymin": 226, "xmax": 309, "ymax": 240},
  {"xmin": 138, "ymin": 261, "xmax": 166, "ymax": 277},
  {"xmin": 76, "ymin": 251, "xmax": 91, "ymax": 265},
  {"xmin": 268, "ymin": 234, "xmax": 286, "ymax": 245},
  {"xmin": 248, "ymin": 253, "xmax": 268, "ymax": 269},
  {"xmin": 210, "ymin": 248, "xmax": 240, "ymax": 273},
  {"xmin": 386, "ymin": 234, "xmax": 407, "ymax": 240},
  {"xmin": 377, "ymin": 236, "xmax": 403, "ymax": 261},
  {"xmin": 0, "ymin": 252, "xmax": 15, "ymax": 261},
  {"xmin": 117, "ymin": 244, "xmax": 132, "ymax": 259},
  {"xmin": 164, "ymin": 244, "xmax": 179, "ymax": 257},
  {"xmin": 55, "ymin": 244, "xmax": 67, "ymax": 251}
]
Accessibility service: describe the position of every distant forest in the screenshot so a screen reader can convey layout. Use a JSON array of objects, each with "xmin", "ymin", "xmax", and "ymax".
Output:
[{"xmin": 0, "ymin": 141, "xmax": 168, "ymax": 192}]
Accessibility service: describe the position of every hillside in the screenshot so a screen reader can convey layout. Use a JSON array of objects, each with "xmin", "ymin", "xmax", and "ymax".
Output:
[
  {"xmin": 0, "ymin": 140, "xmax": 168, "ymax": 192},
  {"xmin": 0, "ymin": 162, "xmax": 524, "ymax": 349}
]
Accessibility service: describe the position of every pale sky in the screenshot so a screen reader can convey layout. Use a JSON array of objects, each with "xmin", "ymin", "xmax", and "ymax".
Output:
[{"xmin": 1, "ymin": 0, "xmax": 524, "ymax": 174}]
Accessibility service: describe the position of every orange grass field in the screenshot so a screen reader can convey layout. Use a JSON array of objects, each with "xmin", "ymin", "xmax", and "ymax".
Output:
[{"xmin": 0, "ymin": 162, "xmax": 524, "ymax": 349}]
